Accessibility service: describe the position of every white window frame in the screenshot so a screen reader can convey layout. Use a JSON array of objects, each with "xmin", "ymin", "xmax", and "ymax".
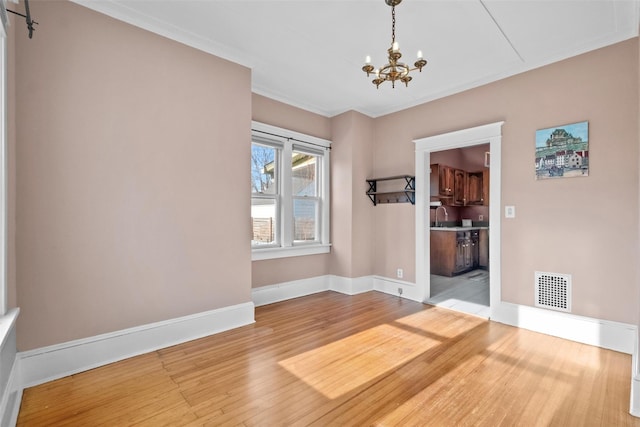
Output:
[{"xmin": 251, "ymin": 121, "xmax": 331, "ymax": 261}]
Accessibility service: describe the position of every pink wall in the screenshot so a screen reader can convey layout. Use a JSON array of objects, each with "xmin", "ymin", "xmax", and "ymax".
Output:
[
  {"xmin": 8, "ymin": 2, "xmax": 640, "ymax": 352},
  {"xmin": 373, "ymin": 39, "xmax": 639, "ymax": 324},
  {"xmin": 14, "ymin": 1, "xmax": 252, "ymax": 350},
  {"xmin": 329, "ymin": 111, "xmax": 374, "ymax": 278},
  {"xmin": 7, "ymin": 15, "xmax": 17, "ymax": 309},
  {"xmin": 251, "ymin": 94, "xmax": 332, "ymax": 288}
]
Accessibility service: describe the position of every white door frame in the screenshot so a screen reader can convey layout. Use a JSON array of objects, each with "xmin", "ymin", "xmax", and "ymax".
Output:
[{"xmin": 414, "ymin": 122, "xmax": 504, "ymax": 315}]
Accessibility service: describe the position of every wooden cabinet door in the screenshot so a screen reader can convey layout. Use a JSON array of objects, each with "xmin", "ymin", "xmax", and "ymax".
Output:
[
  {"xmin": 430, "ymin": 231, "xmax": 457, "ymax": 276},
  {"xmin": 453, "ymin": 169, "xmax": 467, "ymax": 205},
  {"xmin": 479, "ymin": 229, "xmax": 489, "ymax": 269},
  {"xmin": 467, "ymin": 172, "xmax": 483, "ymax": 205},
  {"xmin": 482, "ymin": 169, "xmax": 490, "ymax": 206},
  {"xmin": 439, "ymin": 165, "xmax": 454, "ymax": 197}
]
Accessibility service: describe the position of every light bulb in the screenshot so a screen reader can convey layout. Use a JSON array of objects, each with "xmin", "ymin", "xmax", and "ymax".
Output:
[
  {"xmin": 417, "ymin": 50, "xmax": 423, "ymax": 59},
  {"xmin": 365, "ymin": 55, "xmax": 371, "ymax": 64}
]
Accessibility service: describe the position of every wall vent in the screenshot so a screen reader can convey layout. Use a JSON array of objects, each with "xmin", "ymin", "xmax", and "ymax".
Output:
[{"xmin": 535, "ymin": 271, "xmax": 571, "ymax": 312}]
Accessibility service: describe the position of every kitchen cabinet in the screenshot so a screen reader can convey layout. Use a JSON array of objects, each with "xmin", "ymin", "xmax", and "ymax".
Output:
[
  {"xmin": 431, "ymin": 230, "xmax": 457, "ymax": 277},
  {"xmin": 430, "ymin": 164, "xmax": 454, "ymax": 199},
  {"xmin": 453, "ymin": 169, "xmax": 467, "ymax": 206},
  {"xmin": 432, "ymin": 164, "xmax": 489, "ymax": 207},
  {"xmin": 431, "ymin": 229, "xmax": 481, "ymax": 277},
  {"xmin": 467, "ymin": 169, "xmax": 490, "ymax": 206},
  {"xmin": 467, "ymin": 172, "xmax": 483, "ymax": 205},
  {"xmin": 479, "ymin": 229, "xmax": 489, "ymax": 269},
  {"xmin": 482, "ymin": 169, "xmax": 489, "ymax": 206}
]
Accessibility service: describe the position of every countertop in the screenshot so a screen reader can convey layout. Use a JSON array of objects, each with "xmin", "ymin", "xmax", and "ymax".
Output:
[{"xmin": 430, "ymin": 226, "xmax": 489, "ymax": 231}]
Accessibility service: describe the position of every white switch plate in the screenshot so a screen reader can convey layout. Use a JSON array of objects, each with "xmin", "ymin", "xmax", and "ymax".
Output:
[{"xmin": 505, "ymin": 206, "xmax": 516, "ymax": 218}]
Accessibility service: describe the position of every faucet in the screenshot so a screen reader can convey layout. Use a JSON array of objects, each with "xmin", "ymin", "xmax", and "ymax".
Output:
[{"xmin": 435, "ymin": 206, "xmax": 448, "ymax": 227}]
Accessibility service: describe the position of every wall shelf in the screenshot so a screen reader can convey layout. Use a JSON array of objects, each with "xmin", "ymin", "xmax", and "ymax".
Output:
[{"xmin": 366, "ymin": 175, "xmax": 415, "ymax": 206}]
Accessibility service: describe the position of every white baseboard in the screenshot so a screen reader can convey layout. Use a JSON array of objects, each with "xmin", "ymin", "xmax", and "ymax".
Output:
[
  {"xmin": 252, "ymin": 276, "xmax": 330, "ymax": 307},
  {"xmin": 492, "ymin": 301, "xmax": 637, "ymax": 355},
  {"xmin": 373, "ymin": 276, "xmax": 422, "ymax": 302},
  {"xmin": 329, "ymin": 275, "xmax": 374, "ymax": 295},
  {"xmin": 18, "ymin": 302, "xmax": 255, "ymax": 388},
  {"xmin": 252, "ymin": 275, "xmax": 419, "ymax": 305}
]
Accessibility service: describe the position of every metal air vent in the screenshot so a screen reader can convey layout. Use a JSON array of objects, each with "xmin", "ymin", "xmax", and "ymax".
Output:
[{"xmin": 535, "ymin": 271, "xmax": 571, "ymax": 312}]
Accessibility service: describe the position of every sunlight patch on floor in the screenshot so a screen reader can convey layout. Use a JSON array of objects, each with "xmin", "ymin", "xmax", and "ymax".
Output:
[{"xmin": 278, "ymin": 323, "xmax": 442, "ymax": 399}]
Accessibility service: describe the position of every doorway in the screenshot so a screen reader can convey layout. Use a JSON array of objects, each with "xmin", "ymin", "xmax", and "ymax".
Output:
[
  {"xmin": 414, "ymin": 122, "xmax": 503, "ymax": 318},
  {"xmin": 427, "ymin": 145, "xmax": 490, "ymax": 317}
]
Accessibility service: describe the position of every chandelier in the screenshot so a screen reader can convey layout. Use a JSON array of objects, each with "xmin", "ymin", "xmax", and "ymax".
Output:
[{"xmin": 362, "ymin": 0, "xmax": 427, "ymax": 89}]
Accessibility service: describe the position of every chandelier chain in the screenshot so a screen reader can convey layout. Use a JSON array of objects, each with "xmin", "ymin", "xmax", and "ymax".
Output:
[{"xmin": 391, "ymin": 5, "xmax": 396, "ymax": 45}]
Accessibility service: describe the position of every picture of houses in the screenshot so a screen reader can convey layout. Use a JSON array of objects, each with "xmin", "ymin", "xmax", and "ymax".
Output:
[{"xmin": 535, "ymin": 121, "xmax": 589, "ymax": 179}]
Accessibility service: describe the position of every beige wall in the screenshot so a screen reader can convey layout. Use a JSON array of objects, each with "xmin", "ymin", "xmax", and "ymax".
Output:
[
  {"xmin": 8, "ymin": 2, "xmax": 640, "ymax": 352},
  {"xmin": 329, "ymin": 111, "xmax": 374, "ymax": 278},
  {"xmin": 250, "ymin": 94, "xmax": 332, "ymax": 288},
  {"xmin": 7, "ymin": 12, "xmax": 17, "ymax": 309},
  {"xmin": 374, "ymin": 39, "xmax": 639, "ymax": 324},
  {"xmin": 14, "ymin": 1, "xmax": 252, "ymax": 350}
]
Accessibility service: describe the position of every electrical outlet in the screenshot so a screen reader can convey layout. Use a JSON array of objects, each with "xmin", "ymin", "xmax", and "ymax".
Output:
[
  {"xmin": 479, "ymin": 215, "xmax": 484, "ymax": 221},
  {"xmin": 396, "ymin": 268, "xmax": 403, "ymax": 279}
]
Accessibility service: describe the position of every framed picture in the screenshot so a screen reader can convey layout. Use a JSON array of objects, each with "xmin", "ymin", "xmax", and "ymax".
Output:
[{"xmin": 535, "ymin": 121, "xmax": 589, "ymax": 180}]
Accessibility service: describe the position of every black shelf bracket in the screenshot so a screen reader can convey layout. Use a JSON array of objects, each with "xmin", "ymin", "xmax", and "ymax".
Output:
[{"xmin": 366, "ymin": 175, "xmax": 415, "ymax": 206}]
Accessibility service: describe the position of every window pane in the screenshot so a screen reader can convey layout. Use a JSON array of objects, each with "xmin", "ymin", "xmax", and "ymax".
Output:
[
  {"xmin": 292, "ymin": 152, "xmax": 317, "ymax": 197},
  {"xmin": 252, "ymin": 198, "xmax": 277, "ymax": 246},
  {"xmin": 252, "ymin": 144, "xmax": 277, "ymax": 195},
  {"xmin": 293, "ymin": 198, "xmax": 317, "ymax": 242}
]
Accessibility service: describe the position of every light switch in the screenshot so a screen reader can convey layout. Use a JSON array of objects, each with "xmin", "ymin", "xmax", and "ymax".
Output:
[{"xmin": 505, "ymin": 206, "xmax": 516, "ymax": 218}]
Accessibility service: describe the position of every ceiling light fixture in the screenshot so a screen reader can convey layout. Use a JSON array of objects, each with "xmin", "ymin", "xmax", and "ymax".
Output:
[{"xmin": 362, "ymin": 0, "xmax": 427, "ymax": 89}]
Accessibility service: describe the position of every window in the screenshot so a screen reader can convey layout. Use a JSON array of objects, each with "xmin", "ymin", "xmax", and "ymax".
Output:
[{"xmin": 251, "ymin": 122, "xmax": 331, "ymax": 260}]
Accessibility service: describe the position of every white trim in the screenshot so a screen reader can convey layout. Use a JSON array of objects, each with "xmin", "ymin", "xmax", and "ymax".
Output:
[
  {"xmin": 252, "ymin": 276, "xmax": 330, "ymax": 307},
  {"xmin": 251, "ymin": 121, "xmax": 331, "ymax": 149},
  {"xmin": 253, "ymin": 274, "xmax": 437, "ymax": 307},
  {"xmin": 632, "ymin": 331, "xmax": 640, "ymax": 417},
  {"xmin": 0, "ymin": 309, "xmax": 18, "ymax": 427},
  {"xmin": 492, "ymin": 301, "xmax": 636, "ymax": 354},
  {"xmin": 251, "ymin": 243, "xmax": 331, "ymax": 261},
  {"xmin": 373, "ymin": 276, "xmax": 422, "ymax": 303},
  {"xmin": 631, "ymin": 375, "xmax": 640, "ymax": 417},
  {"xmin": 329, "ymin": 275, "xmax": 374, "ymax": 296},
  {"xmin": 414, "ymin": 122, "xmax": 504, "ymax": 309},
  {"xmin": 18, "ymin": 302, "xmax": 255, "ymax": 388},
  {"xmin": 1, "ymin": 356, "xmax": 20, "ymax": 427}
]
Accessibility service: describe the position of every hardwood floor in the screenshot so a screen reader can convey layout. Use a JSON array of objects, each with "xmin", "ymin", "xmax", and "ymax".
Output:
[{"xmin": 17, "ymin": 291, "xmax": 640, "ymax": 426}]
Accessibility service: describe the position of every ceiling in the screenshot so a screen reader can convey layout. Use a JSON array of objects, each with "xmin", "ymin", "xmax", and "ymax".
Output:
[{"xmin": 72, "ymin": 0, "xmax": 639, "ymax": 118}]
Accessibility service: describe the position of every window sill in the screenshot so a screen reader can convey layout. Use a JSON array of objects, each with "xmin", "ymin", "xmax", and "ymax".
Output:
[
  {"xmin": 252, "ymin": 244, "xmax": 331, "ymax": 261},
  {"xmin": 0, "ymin": 307, "xmax": 19, "ymax": 350}
]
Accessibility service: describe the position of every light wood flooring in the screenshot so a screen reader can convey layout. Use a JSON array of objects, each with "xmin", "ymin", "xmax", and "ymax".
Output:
[{"xmin": 17, "ymin": 291, "xmax": 640, "ymax": 426}]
